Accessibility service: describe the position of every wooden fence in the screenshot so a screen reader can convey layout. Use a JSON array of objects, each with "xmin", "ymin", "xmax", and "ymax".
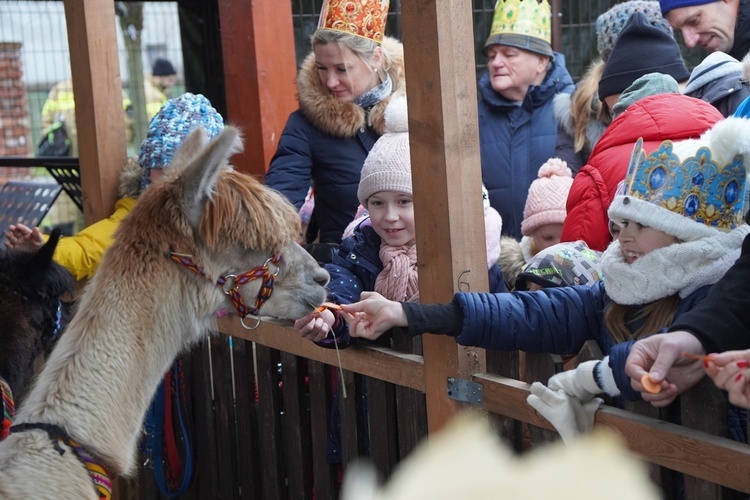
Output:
[{"xmin": 114, "ymin": 318, "xmax": 750, "ymax": 499}]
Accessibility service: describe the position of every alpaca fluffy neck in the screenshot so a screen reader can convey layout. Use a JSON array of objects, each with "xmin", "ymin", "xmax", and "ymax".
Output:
[{"xmin": 13, "ymin": 262, "xmax": 221, "ymax": 475}]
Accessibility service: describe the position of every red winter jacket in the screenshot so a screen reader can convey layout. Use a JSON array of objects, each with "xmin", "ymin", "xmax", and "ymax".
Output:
[{"xmin": 560, "ymin": 94, "xmax": 723, "ymax": 251}]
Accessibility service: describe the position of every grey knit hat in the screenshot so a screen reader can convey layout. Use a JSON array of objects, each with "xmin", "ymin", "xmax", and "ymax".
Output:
[
  {"xmin": 138, "ymin": 92, "xmax": 224, "ymax": 190},
  {"xmin": 357, "ymin": 95, "xmax": 411, "ymax": 205},
  {"xmin": 595, "ymin": 1, "xmax": 673, "ymax": 62}
]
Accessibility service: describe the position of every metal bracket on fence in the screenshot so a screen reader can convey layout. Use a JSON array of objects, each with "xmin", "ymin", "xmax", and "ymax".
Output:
[{"xmin": 446, "ymin": 377, "xmax": 483, "ymax": 405}]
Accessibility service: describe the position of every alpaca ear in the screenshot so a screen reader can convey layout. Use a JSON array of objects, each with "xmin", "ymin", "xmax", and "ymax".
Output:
[
  {"xmin": 177, "ymin": 126, "xmax": 243, "ymax": 229},
  {"xmin": 29, "ymin": 227, "xmax": 61, "ymax": 273}
]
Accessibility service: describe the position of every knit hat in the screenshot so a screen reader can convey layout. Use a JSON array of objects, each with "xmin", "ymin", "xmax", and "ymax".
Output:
[
  {"xmin": 521, "ymin": 158, "xmax": 573, "ymax": 236},
  {"xmin": 515, "ymin": 240, "xmax": 603, "ymax": 290},
  {"xmin": 484, "ymin": 0, "xmax": 554, "ymax": 59},
  {"xmin": 611, "ymin": 73, "xmax": 679, "ymax": 116},
  {"xmin": 608, "ymin": 117, "xmax": 750, "ymax": 242},
  {"xmin": 138, "ymin": 92, "xmax": 224, "ymax": 189},
  {"xmin": 595, "ymin": 1, "xmax": 673, "ymax": 62},
  {"xmin": 357, "ymin": 94, "xmax": 410, "ymax": 205},
  {"xmin": 152, "ymin": 58, "xmax": 176, "ymax": 77},
  {"xmin": 598, "ymin": 12, "xmax": 690, "ymax": 102},
  {"xmin": 659, "ymin": 0, "xmax": 716, "ymax": 16}
]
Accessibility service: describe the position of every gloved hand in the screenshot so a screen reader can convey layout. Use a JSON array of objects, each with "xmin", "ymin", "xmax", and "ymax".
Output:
[{"xmin": 526, "ymin": 360, "xmax": 604, "ymax": 444}]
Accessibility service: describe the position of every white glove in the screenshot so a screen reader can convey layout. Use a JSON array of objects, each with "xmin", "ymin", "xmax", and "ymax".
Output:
[{"xmin": 526, "ymin": 360, "xmax": 604, "ymax": 444}]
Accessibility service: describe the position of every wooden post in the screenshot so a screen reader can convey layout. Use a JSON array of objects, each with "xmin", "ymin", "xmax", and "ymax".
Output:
[
  {"xmin": 401, "ymin": 0, "xmax": 489, "ymax": 433},
  {"xmin": 64, "ymin": 0, "xmax": 126, "ymax": 225},
  {"xmin": 217, "ymin": 0, "xmax": 299, "ymax": 177}
]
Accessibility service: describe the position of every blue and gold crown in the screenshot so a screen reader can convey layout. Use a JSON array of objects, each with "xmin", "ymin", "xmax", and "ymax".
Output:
[
  {"xmin": 318, "ymin": 0, "xmax": 390, "ymax": 44},
  {"xmin": 609, "ymin": 136, "xmax": 746, "ymax": 240},
  {"xmin": 485, "ymin": 0, "xmax": 553, "ymax": 57}
]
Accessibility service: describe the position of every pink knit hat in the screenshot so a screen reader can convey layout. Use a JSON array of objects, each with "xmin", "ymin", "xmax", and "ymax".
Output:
[{"xmin": 521, "ymin": 158, "xmax": 573, "ymax": 237}]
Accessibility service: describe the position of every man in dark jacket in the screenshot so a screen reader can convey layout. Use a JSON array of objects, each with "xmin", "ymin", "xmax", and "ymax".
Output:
[
  {"xmin": 477, "ymin": 0, "xmax": 575, "ymax": 239},
  {"xmin": 659, "ymin": 0, "xmax": 750, "ymax": 60}
]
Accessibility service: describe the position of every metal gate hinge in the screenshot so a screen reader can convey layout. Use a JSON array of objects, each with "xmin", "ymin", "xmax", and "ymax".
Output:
[{"xmin": 446, "ymin": 377, "xmax": 483, "ymax": 405}]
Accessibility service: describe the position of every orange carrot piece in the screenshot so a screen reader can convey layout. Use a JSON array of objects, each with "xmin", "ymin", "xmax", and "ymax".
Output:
[{"xmin": 640, "ymin": 373, "xmax": 661, "ymax": 394}]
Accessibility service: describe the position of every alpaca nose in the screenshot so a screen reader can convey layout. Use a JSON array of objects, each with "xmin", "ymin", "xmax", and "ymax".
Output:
[{"xmin": 314, "ymin": 267, "xmax": 330, "ymax": 287}]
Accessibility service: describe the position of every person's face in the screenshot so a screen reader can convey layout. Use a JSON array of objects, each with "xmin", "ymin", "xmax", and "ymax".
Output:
[
  {"xmin": 617, "ymin": 219, "xmax": 677, "ymax": 263},
  {"xmin": 485, "ymin": 45, "xmax": 549, "ymax": 101},
  {"xmin": 665, "ymin": 0, "xmax": 739, "ymax": 53},
  {"xmin": 314, "ymin": 43, "xmax": 382, "ymax": 102},
  {"xmin": 366, "ymin": 191, "xmax": 415, "ymax": 247},
  {"xmin": 531, "ymin": 223, "xmax": 563, "ymax": 253}
]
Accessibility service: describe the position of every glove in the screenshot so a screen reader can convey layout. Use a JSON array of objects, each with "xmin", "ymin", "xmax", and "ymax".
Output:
[{"xmin": 526, "ymin": 360, "xmax": 604, "ymax": 444}]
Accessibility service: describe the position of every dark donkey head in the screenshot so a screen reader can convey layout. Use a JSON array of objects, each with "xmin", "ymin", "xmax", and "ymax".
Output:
[{"xmin": 0, "ymin": 229, "xmax": 73, "ymax": 399}]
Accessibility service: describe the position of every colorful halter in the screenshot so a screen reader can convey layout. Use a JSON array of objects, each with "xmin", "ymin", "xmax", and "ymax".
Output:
[
  {"xmin": 0, "ymin": 377, "xmax": 14, "ymax": 440},
  {"xmin": 166, "ymin": 250, "xmax": 282, "ymax": 330},
  {"xmin": 9, "ymin": 422, "xmax": 112, "ymax": 499}
]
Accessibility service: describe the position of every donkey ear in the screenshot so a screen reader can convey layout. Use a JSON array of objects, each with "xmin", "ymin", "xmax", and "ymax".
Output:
[{"xmin": 178, "ymin": 126, "xmax": 243, "ymax": 228}]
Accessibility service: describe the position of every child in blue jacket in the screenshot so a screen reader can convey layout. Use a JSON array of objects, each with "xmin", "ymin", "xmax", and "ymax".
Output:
[
  {"xmin": 341, "ymin": 117, "xmax": 750, "ymax": 407},
  {"xmin": 293, "ymin": 94, "xmax": 506, "ymax": 348}
]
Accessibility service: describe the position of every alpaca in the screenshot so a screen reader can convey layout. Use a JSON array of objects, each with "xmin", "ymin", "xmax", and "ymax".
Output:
[
  {"xmin": 0, "ymin": 230, "xmax": 73, "ymax": 437},
  {"xmin": 0, "ymin": 126, "xmax": 330, "ymax": 499}
]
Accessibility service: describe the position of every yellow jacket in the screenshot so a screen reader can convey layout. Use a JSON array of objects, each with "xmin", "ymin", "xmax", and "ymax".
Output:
[{"xmin": 46, "ymin": 196, "xmax": 137, "ymax": 281}]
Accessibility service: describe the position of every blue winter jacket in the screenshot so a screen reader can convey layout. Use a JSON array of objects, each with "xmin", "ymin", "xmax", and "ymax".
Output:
[
  {"xmin": 478, "ymin": 53, "xmax": 575, "ymax": 239},
  {"xmin": 318, "ymin": 220, "xmax": 507, "ymax": 349},
  {"xmin": 452, "ymin": 281, "xmax": 709, "ymax": 400}
]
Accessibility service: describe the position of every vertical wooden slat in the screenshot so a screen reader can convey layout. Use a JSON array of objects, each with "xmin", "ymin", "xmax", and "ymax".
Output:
[
  {"xmin": 366, "ymin": 378, "xmax": 399, "ymax": 478},
  {"xmin": 340, "ymin": 371, "xmax": 365, "ymax": 466},
  {"xmin": 210, "ymin": 335, "xmax": 240, "ymax": 500},
  {"xmin": 280, "ymin": 353, "xmax": 314, "ymax": 499},
  {"xmin": 400, "ymin": 0, "xmax": 489, "ymax": 433},
  {"xmin": 255, "ymin": 346, "xmax": 286, "ymax": 500},
  {"xmin": 217, "ymin": 0, "xmax": 298, "ymax": 176},
  {"xmin": 192, "ymin": 339, "xmax": 220, "ymax": 498},
  {"xmin": 63, "ymin": 0, "xmax": 125, "ymax": 225},
  {"xmin": 230, "ymin": 337, "xmax": 260, "ymax": 499},
  {"xmin": 308, "ymin": 361, "xmax": 338, "ymax": 499}
]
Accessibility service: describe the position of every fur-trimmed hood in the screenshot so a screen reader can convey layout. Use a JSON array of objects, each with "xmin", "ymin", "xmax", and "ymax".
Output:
[
  {"xmin": 296, "ymin": 36, "xmax": 405, "ymax": 138},
  {"xmin": 118, "ymin": 156, "xmax": 143, "ymax": 198}
]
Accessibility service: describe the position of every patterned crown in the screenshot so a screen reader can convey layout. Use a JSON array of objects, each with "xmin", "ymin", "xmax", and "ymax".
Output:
[
  {"xmin": 489, "ymin": 0, "xmax": 551, "ymax": 44},
  {"xmin": 318, "ymin": 0, "xmax": 390, "ymax": 44},
  {"xmin": 619, "ymin": 137, "xmax": 746, "ymax": 233}
]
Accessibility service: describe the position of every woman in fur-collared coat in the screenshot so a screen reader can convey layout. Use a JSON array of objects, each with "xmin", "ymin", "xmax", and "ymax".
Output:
[{"xmin": 264, "ymin": 32, "xmax": 405, "ymax": 247}]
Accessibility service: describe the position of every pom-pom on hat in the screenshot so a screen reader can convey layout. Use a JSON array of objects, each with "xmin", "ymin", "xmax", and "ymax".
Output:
[
  {"xmin": 138, "ymin": 92, "xmax": 224, "ymax": 189},
  {"xmin": 357, "ymin": 94, "xmax": 411, "ymax": 205},
  {"xmin": 608, "ymin": 117, "xmax": 750, "ymax": 242},
  {"xmin": 521, "ymin": 158, "xmax": 573, "ymax": 236},
  {"xmin": 484, "ymin": 0, "xmax": 554, "ymax": 59},
  {"xmin": 595, "ymin": 1, "xmax": 673, "ymax": 62},
  {"xmin": 152, "ymin": 58, "xmax": 176, "ymax": 77},
  {"xmin": 659, "ymin": 0, "xmax": 716, "ymax": 16},
  {"xmin": 318, "ymin": 0, "xmax": 390, "ymax": 44},
  {"xmin": 598, "ymin": 12, "xmax": 689, "ymax": 101}
]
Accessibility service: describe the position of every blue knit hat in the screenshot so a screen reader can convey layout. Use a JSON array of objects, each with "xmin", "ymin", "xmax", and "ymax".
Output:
[
  {"xmin": 659, "ymin": 0, "xmax": 716, "ymax": 16},
  {"xmin": 138, "ymin": 92, "xmax": 224, "ymax": 190}
]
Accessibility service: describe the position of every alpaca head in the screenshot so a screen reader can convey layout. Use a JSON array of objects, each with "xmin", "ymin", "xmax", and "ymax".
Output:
[{"xmin": 117, "ymin": 125, "xmax": 330, "ymax": 327}]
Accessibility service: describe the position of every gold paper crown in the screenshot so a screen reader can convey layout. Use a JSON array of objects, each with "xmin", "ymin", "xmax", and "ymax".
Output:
[
  {"xmin": 489, "ymin": 0, "xmax": 551, "ymax": 45},
  {"xmin": 318, "ymin": 0, "xmax": 390, "ymax": 44}
]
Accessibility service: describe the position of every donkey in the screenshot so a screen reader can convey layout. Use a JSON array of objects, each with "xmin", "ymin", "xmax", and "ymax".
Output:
[
  {"xmin": 0, "ymin": 126, "xmax": 330, "ymax": 499},
  {"xmin": 0, "ymin": 230, "xmax": 73, "ymax": 438}
]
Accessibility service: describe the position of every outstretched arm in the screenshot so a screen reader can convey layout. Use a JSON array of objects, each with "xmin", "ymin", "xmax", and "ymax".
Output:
[{"xmin": 340, "ymin": 292, "xmax": 407, "ymax": 341}]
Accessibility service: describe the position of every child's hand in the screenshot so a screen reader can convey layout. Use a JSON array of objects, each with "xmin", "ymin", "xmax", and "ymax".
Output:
[
  {"xmin": 4, "ymin": 224, "xmax": 44, "ymax": 251},
  {"xmin": 294, "ymin": 308, "xmax": 337, "ymax": 343},
  {"xmin": 705, "ymin": 350, "xmax": 750, "ymax": 409},
  {"xmin": 340, "ymin": 291, "xmax": 407, "ymax": 341}
]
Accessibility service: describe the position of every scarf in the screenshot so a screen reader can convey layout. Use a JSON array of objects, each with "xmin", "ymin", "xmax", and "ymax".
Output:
[
  {"xmin": 601, "ymin": 225, "xmax": 750, "ymax": 305},
  {"xmin": 375, "ymin": 242, "xmax": 420, "ymax": 303},
  {"xmin": 354, "ymin": 73, "xmax": 393, "ymax": 110}
]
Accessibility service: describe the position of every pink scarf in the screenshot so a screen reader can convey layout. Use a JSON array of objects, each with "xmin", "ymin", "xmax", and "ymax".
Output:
[{"xmin": 375, "ymin": 243, "xmax": 420, "ymax": 303}]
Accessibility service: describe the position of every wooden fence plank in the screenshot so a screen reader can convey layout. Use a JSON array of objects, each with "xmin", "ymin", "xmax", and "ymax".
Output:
[
  {"xmin": 280, "ymin": 352, "xmax": 313, "ymax": 499},
  {"xmin": 210, "ymin": 335, "xmax": 239, "ymax": 500},
  {"xmin": 367, "ymin": 378, "xmax": 399, "ymax": 479},
  {"xmin": 230, "ymin": 337, "xmax": 260, "ymax": 499},
  {"xmin": 192, "ymin": 339, "xmax": 220, "ymax": 498},
  {"xmin": 255, "ymin": 346, "xmax": 285, "ymax": 499},
  {"xmin": 308, "ymin": 361, "xmax": 338, "ymax": 499}
]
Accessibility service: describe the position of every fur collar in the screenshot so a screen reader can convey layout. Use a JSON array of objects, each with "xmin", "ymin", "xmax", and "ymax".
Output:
[
  {"xmin": 553, "ymin": 92, "xmax": 607, "ymax": 154},
  {"xmin": 118, "ymin": 157, "xmax": 143, "ymax": 198},
  {"xmin": 296, "ymin": 36, "xmax": 405, "ymax": 138}
]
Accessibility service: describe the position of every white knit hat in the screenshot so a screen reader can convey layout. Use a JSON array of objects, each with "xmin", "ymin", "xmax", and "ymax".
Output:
[
  {"xmin": 357, "ymin": 95, "xmax": 411, "ymax": 205},
  {"xmin": 521, "ymin": 158, "xmax": 573, "ymax": 236},
  {"xmin": 608, "ymin": 117, "xmax": 750, "ymax": 242}
]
